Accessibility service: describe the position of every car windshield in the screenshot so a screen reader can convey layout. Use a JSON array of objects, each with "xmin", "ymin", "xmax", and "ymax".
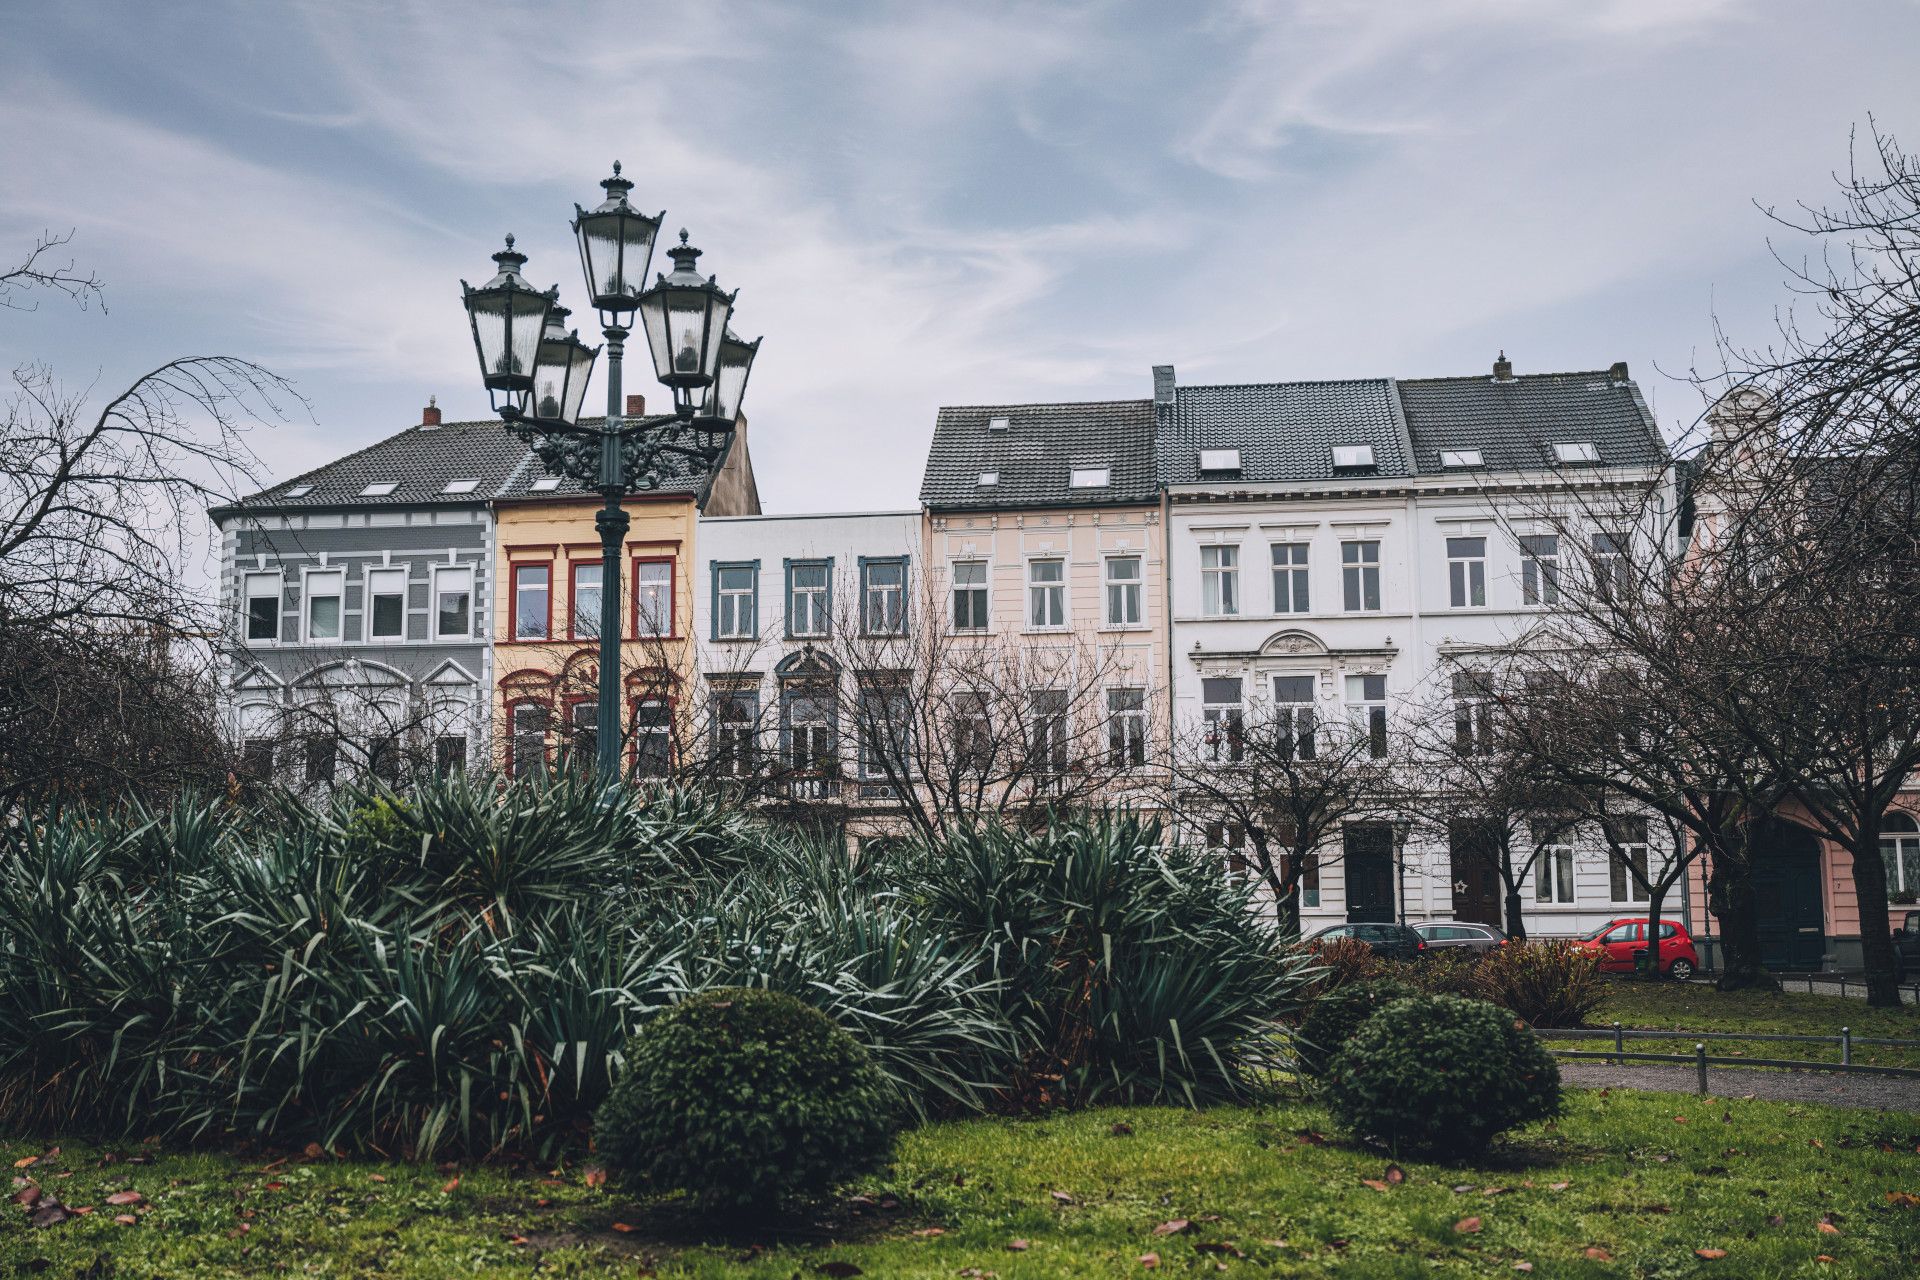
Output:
[{"xmin": 1577, "ymin": 922, "xmax": 1615, "ymax": 941}]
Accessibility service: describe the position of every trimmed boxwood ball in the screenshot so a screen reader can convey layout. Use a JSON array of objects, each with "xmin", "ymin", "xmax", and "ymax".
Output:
[
  {"xmin": 1323, "ymin": 994, "xmax": 1562, "ymax": 1156},
  {"xmin": 1295, "ymin": 978, "xmax": 1416, "ymax": 1078},
  {"xmin": 595, "ymin": 987, "xmax": 898, "ymax": 1210}
]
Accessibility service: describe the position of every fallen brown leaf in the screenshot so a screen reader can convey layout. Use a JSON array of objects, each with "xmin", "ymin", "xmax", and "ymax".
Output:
[
  {"xmin": 1110, "ymin": 1121, "xmax": 1134, "ymax": 1137},
  {"xmin": 301, "ymin": 1142, "xmax": 325, "ymax": 1160},
  {"xmin": 113, "ymin": 1214, "xmax": 137, "ymax": 1225},
  {"xmin": 1817, "ymin": 1221, "xmax": 1840, "ymax": 1235},
  {"xmin": 440, "ymin": 1177, "xmax": 459, "ymax": 1194},
  {"xmin": 1138, "ymin": 1253, "xmax": 1159, "ymax": 1269},
  {"xmin": 1455, "ymin": 1217, "xmax": 1482, "ymax": 1234},
  {"xmin": 1153, "ymin": 1219, "xmax": 1190, "ymax": 1236},
  {"xmin": 368, "ymin": 1174, "xmax": 386, "ymax": 1183},
  {"xmin": 612, "ymin": 1222, "xmax": 637, "ymax": 1233},
  {"xmin": 582, "ymin": 1166, "xmax": 607, "ymax": 1190},
  {"xmin": 11, "ymin": 1157, "xmax": 36, "ymax": 1170},
  {"xmin": 1886, "ymin": 1191, "xmax": 1920, "ymax": 1208},
  {"xmin": 1548, "ymin": 1182, "xmax": 1570, "ymax": 1192},
  {"xmin": 29, "ymin": 1204, "xmax": 70, "ymax": 1228},
  {"xmin": 1584, "ymin": 1247, "xmax": 1613, "ymax": 1261},
  {"xmin": 1514, "ymin": 1263, "xmax": 1534, "ymax": 1273},
  {"xmin": 1006, "ymin": 1239, "xmax": 1029, "ymax": 1252},
  {"xmin": 12, "ymin": 1186, "xmax": 41, "ymax": 1207},
  {"xmin": 1361, "ymin": 1179, "xmax": 1390, "ymax": 1192},
  {"xmin": 1817, "ymin": 1256, "xmax": 1835, "ymax": 1264},
  {"xmin": 1050, "ymin": 1190, "xmax": 1074, "ymax": 1205},
  {"xmin": 1674, "ymin": 1116, "xmax": 1689, "ymax": 1124},
  {"xmin": 1384, "ymin": 1164, "xmax": 1406, "ymax": 1185},
  {"xmin": 104, "ymin": 1191, "xmax": 142, "ymax": 1206},
  {"xmin": 912, "ymin": 1228, "xmax": 945, "ymax": 1237},
  {"xmin": 1696, "ymin": 1248, "xmax": 1728, "ymax": 1260}
]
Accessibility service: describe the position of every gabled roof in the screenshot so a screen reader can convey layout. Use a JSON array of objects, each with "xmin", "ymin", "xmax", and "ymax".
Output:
[
  {"xmin": 211, "ymin": 416, "xmax": 724, "ymax": 520},
  {"xmin": 919, "ymin": 399, "xmax": 1158, "ymax": 510},
  {"xmin": 1396, "ymin": 371, "xmax": 1665, "ymax": 474},
  {"xmin": 1157, "ymin": 378, "xmax": 1409, "ymax": 485}
]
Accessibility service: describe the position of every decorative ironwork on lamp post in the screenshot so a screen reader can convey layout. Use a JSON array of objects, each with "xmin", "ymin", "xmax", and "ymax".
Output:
[{"xmin": 460, "ymin": 163, "xmax": 760, "ymax": 783}]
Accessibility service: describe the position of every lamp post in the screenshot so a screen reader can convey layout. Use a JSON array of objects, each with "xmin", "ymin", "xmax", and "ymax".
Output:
[
  {"xmin": 1391, "ymin": 817, "xmax": 1413, "ymax": 926},
  {"xmin": 461, "ymin": 163, "xmax": 759, "ymax": 783}
]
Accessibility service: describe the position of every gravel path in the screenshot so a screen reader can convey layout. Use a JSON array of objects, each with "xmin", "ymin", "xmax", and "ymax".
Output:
[{"xmin": 1561, "ymin": 1060, "xmax": 1920, "ymax": 1111}]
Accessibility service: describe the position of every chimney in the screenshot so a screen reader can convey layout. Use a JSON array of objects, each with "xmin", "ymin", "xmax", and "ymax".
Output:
[
  {"xmin": 1492, "ymin": 351, "xmax": 1514, "ymax": 382},
  {"xmin": 626, "ymin": 393, "xmax": 646, "ymax": 417},
  {"xmin": 420, "ymin": 395, "xmax": 442, "ymax": 428},
  {"xmin": 1152, "ymin": 364, "xmax": 1176, "ymax": 408},
  {"xmin": 1608, "ymin": 360, "xmax": 1630, "ymax": 384}
]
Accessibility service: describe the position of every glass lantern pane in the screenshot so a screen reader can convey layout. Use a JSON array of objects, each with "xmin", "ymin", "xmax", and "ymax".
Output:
[
  {"xmin": 667, "ymin": 299, "xmax": 708, "ymax": 380},
  {"xmin": 505, "ymin": 293, "xmax": 546, "ymax": 382},
  {"xmin": 560, "ymin": 346, "xmax": 594, "ymax": 424}
]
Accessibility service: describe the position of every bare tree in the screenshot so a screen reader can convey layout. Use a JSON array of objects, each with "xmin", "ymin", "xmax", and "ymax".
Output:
[{"xmin": 0, "ymin": 230, "xmax": 105, "ymax": 313}]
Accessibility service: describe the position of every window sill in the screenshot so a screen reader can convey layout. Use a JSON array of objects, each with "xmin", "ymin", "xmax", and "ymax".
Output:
[{"xmin": 1022, "ymin": 627, "xmax": 1073, "ymax": 636}]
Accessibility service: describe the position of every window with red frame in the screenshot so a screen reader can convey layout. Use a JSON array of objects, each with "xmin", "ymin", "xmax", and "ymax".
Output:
[
  {"xmin": 511, "ymin": 563, "xmax": 551, "ymax": 640},
  {"xmin": 570, "ymin": 561, "xmax": 604, "ymax": 639},
  {"xmin": 562, "ymin": 697, "xmax": 597, "ymax": 773},
  {"xmin": 633, "ymin": 557, "xmax": 674, "ymax": 639},
  {"xmin": 630, "ymin": 695, "xmax": 672, "ymax": 778},
  {"xmin": 507, "ymin": 701, "xmax": 549, "ymax": 778}
]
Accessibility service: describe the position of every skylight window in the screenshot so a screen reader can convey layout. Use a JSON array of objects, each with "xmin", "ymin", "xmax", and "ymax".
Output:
[
  {"xmin": 1552, "ymin": 441, "xmax": 1600, "ymax": 464},
  {"xmin": 1199, "ymin": 448, "xmax": 1242, "ymax": 472},
  {"xmin": 529, "ymin": 476, "xmax": 562, "ymax": 492},
  {"xmin": 1440, "ymin": 449, "xmax": 1484, "ymax": 468},
  {"xmin": 1330, "ymin": 444, "xmax": 1376, "ymax": 470},
  {"xmin": 987, "ymin": 416, "xmax": 1010, "ymax": 432},
  {"xmin": 442, "ymin": 479, "xmax": 480, "ymax": 494},
  {"xmin": 359, "ymin": 482, "xmax": 399, "ymax": 496},
  {"xmin": 284, "ymin": 484, "xmax": 313, "ymax": 498},
  {"xmin": 977, "ymin": 471, "xmax": 1000, "ymax": 487},
  {"xmin": 1069, "ymin": 467, "xmax": 1111, "ymax": 489}
]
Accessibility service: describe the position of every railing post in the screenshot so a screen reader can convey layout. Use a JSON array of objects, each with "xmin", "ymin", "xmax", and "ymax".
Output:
[
  {"xmin": 1841, "ymin": 1026, "xmax": 1852, "ymax": 1067},
  {"xmin": 1612, "ymin": 1021, "xmax": 1623, "ymax": 1065},
  {"xmin": 1695, "ymin": 1043, "xmax": 1708, "ymax": 1095}
]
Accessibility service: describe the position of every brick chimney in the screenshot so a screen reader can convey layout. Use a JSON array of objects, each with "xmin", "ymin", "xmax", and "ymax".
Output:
[
  {"xmin": 626, "ymin": 393, "xmax": 646, "ymax": 417},
  {"xmin": 420, "ymin": 396, "xmax": 442, "ymax": 428},
  {"xmin": 1608, "ymin": 360, "xmax": 1630, "ymax": 384},
  {"xmin": 1492, "ymin": 351, "xmax": 1514, "ymax": 382}
]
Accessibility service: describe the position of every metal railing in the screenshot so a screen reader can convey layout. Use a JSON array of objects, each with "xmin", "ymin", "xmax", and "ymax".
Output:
[{"xmin": 1539, "ymin": 1022, "xmax": 1920, "ymax": 1093}]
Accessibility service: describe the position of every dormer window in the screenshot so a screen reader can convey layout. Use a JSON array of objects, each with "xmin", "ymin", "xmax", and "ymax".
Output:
[
  {"xmin": 529, "ymin": 476, "xmax": 562, "ymax": 492},
  {"xmin": 1440, "ymin": 449, "xmax": 1484, "ymax": 468},
  {"xmin": 1199, "ymin": 448, "xmax": 1241, "ymax": 472},
  {"xmin": 359, "ymin": 482, "xmax": 399, "ymax": 496},
  {"xmin": 977, "ymin": 471, "xmax": 999, "ymax": 487},
  {"xmin": 284, "ymin": 484, "xmax": 313, "ymax": 498},
  {"xmin": 987, "ymin": 416, "xmax": 1010, "ymax": 432},
  {"xmin": 1330, "ymin": 444, "xmax": 1375, "ymax": 470},
  {"xmin": 1552, "ymin": 441, "xmax": 1600, "ymax": 464},
  {"xmin": 1069, "ymin": 467, "xmax": 1111, "ymax": 489},
  {"xmin": 442, "ymin": 479, "xmax": 480, "ymax": 494}
]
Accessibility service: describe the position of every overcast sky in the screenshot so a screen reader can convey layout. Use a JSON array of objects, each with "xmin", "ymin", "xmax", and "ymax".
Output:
[{"xmin": 5, "ymin": 0, "xmax": 1918, "ymax": 515}]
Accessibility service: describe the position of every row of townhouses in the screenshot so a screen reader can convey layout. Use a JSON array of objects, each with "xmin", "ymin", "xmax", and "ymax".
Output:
[{"xmin": 211, "ymin": 358, "xmax": 1912, "ymax": 967}]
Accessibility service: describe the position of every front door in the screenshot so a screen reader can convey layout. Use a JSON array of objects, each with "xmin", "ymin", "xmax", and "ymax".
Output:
[
  {"xmin": 1448, "ymin": 819, "xmax": 1503, "ymax": 927},
  {"xmin": 1345, "ymin": 822, "xmax": 1395, "ymax": 923},
  {"xmin": 1751, "ymin": 817, "xmax": 1825, "ymax": 970}
]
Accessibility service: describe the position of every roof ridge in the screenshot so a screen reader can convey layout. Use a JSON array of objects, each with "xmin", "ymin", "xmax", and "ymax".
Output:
[{"xmin": 935, "ymin": 397, "xmax": 1153, "ymax": 413}]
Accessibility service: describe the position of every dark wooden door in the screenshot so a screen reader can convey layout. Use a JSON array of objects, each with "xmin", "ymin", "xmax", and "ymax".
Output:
[
  {"xmin": 1448, "ymin": 819, "xmax": 1503, "ymax": 927},
  {"xmin": 1345, "ymin": 823, "xmax": 1395, "ymax": 923},
  {"xmin": 1751, "ymin": 817, "xmax": 1825, "ymax": 970}
]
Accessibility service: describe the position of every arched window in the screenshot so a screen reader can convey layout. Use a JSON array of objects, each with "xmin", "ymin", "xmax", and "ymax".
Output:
[{"xmin": 1883, "ymin": 812, "xmax": 1920, "ymax": 898}]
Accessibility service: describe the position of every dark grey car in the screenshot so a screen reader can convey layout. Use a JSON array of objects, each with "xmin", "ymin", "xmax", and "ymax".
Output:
[{"xmin": 1413, "ymin": 921, "xmax": 1507, "ymax": 954}]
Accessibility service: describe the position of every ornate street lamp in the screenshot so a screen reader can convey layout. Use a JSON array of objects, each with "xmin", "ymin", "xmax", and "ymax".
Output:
[{"xmin": 460, "ymin": 164, "xmax": 757, "ymax": 784}]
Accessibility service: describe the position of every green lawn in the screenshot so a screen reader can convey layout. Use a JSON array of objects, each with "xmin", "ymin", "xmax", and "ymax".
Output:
[
  {"xmin": 1582, "ymin": 981, "xmax": 1920, "ymax": 1069},
  {"xmin": 6, "ymin": 1092, "xmax": 1919, "ymax": 1278}
]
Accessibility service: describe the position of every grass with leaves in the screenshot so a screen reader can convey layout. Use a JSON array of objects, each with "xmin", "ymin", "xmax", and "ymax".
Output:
[
  {"xmin": 5, "ymin": 1091, "xmax": 1919, "ymax": 1278},
  {"xmin": 1574, "ymin": 981, "xmax": 1920, "ymax": 1070}
]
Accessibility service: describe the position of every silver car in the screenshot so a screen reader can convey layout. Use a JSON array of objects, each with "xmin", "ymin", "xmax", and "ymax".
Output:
[{"xmin": 1413, "ymin": 921, "xmax": 1507, "ymax": 954}]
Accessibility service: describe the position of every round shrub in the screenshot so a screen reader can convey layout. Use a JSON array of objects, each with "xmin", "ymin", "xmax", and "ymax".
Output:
[
  {"xmin": 1294, "ymin": 978, "xmax": 1415, "ymax": 1078},
  {"xmin": 1323, "ymin": 994, "xmax": 1562, "ymax": 1156},
  {"xmin": 595, "ymin": 988, "xmax": 897, "ymax": 1211}
]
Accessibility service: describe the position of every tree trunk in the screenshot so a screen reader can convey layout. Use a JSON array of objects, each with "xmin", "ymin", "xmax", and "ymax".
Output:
[
  {"xmin": 1639, "ymin": 883, "xmax": 1668, "ymax": 980},
  {"xmin": 1276, "ymin": 878, "xmax": 1303, "ymax": 942},
  {"xmin": 1850, "ymin": 827, "xmax": 1903, "ymax": 1007},
  {"xmin": 1503, "ymin": 887, "xmax": 1528, "ymax": 941},
  {"xmin": 1707, "ymin": 841, "xmax": 1776, "ymax": 991}
]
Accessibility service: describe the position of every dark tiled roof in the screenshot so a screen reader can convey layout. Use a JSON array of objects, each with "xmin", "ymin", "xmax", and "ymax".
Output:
[
  {"xmin": 1157, "ymin": 379, "xmax": 1409, "ymax": 485},
  {"xmin": 492, "ymin": 417, "xmax": 718, "ymax": 502},
  {"xmin": 212, "ymin": 417, "xmax": 719, "ymax": 519},
  {"xmin": 1396, "ymin": 372, "xmax": 1666, "ymax": 473},
  {"xmin": 920, "ymin": 399, "xmax": 1158, "ymax": 509}
]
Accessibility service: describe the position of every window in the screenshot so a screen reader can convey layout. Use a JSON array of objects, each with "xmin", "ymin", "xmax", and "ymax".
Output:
[
  {"xmin": 714, "ymin": 563, "xmax": 758, "ymax": 639},
  {"xmin": 1331, "ymin": 444, "xmax": 1375, "ymax": 470},
  {"xmin": 434, "ymin": 735, "xmax": 467, "ymax": 774},
  {"xmin": 1341, "ymin": 541, "xmax": 1381, "ymax": 612},
  {"xmin": 303, "ymin": 733, "xmax": 337, "ymax": 785},
  {"xmin": 1520, "ymin": 534, "xmax": 1560, "ymax": 605},
  {"xmin": 987, "ymin": 416, "xmax": 1010, "ymax": 432},
  {"xmin": 1452, "ymin": 670, "xmax": 1496, "ymax": 756},
  {"xmin": 952, "ymin": 690, "xmax": 993, "ymax": 773},
  {"xmin": 1533, "ymin": 825, "xmax": 1575, "ymax": 903},
  {"xmin": 1552, "ymin": 441, "xmax": 1600, "ymax": 464},
  {"xmin": 1207, "ymin": 821, "xmax": 1248, "ymax": 880},
  {"xmin": 1107, "ymin": 687, "xmax": 1146, "ymax": 768},
  {"xmin": 951, "ymin": 561, "xmax": 989, "ymax": 631},
  {"xmin": 1028, "ymin": 689, "xmax": 1069, "ymax": 774},
  {"xmin": 433, "ymin": 565, "xmax": 473, "ymax": 639},
  {"xmin": 1028, "ymin": 558, "xmax": 1065, "ymax": 629},
  {"xmin": 1105, "ymin": 556, "xmax": 1142, "ymax": 627},
  {"xmin": 1345, "ymin": 673, "xmax": 1387, "ymax": 758},
  {"xmin": 238, "ymin": 702, "xmax": 277, "ymax": 779},
  {"xmin": 1440, "ymin": 449, "xmax": 1483, "ymax": 468},
  {"xmin": 631, "ymin": 697, "xmax": 672, "ymax": 779},
  {"xmin": 304, "ymin": 570, "xmax": 344, "ymax": 641},
  {"xmin": 1882, "ymin": 813, "xmax": 1920, "ymax": 897},
  {"xmin": 1302, "ymin": 852, "xmax": 1321, "ymax": 908},
  {"xmin": 862, "ymin": 558, "xmax": 906, "ymax": 635},
  {"xmin": 1591, "ymin": 532, "xmax": 1631, "ymax": 601},
  {"xmin": 1271, "ymin": 542, "xmax": 1309, "ymax": 614},
  {"xmin": 365, "ymin": 567, "xmax": 407, "ymax": 641},
  {"xmin": 564, "ymin": 699, "xmax": 597, "ymax": 773},
  {"xmin": 1202, "ymin": 676, "xmax": 1244, "ymax": 763},
  {"xmin": 1446, "ymin": 536, "xmax": 1486, "ymax": 608},
  {"xmin": 284, "ymin": 484, "xmax": 313, "ymax": 498},
  {"xmin": 787, "ymin": 560, "xmax": 831, "ymax": 638},
  {"xmin": 367, "ymin": 727, "xmax": 402, "ymax": 786},
  {"xmin": 715, "ymin": 690, "xmax": 759, "ymax": 777},
  {"xmin": 1069, "ymin": 467, "xmax": 1110, "ymax": 489},
  {"xmin": 508, "ymin": 702, "xmax": 548, "ymax": 778},
  {"xmin": 858, "ymin": 684, "xmax": 912, "ymax": 785},
  {"xmin": 1272, "ymin": 675, "xmax": 1316, "ymax": 760},
  {"xmin": 977, "ymin": 471, "xmax": 999, "ymax": 487},
  {"xmin": 1199, "ymin": 448, "xmax": 1241, "ymax": 472},
  {"xmin": 1608, "ymin": 817, "xmax": 1652, "ymax": 903},
  {"xmin": 442, "ymin": 478, "xmax": 480, "ymax": 494},
  {"xmin": 243, "ymin": 572, "xmax": 280, "ymax": 643},
  {"xmin": 784, "ymin": 690, "xmax": 835, "ymax": 782},
  {"xmin": 529, "ymin": 475, "xmax": 562, "ymax": 492},
  {"xmin": 570, "ymin": 562, "xmax": 603, "ymax": 639},
  {"xmin": 634, "ymin": 558, "xmax": 673, "ymax": 638},
  {"xmin": 358, "ymin": 481, "xmax": 398, "ymax": 497},
  {"xmin": 512, "ymin": 564, "xmax": 551, "ymax": 640},
  {"xmin": 1200, "ymin": 545, "xmax": 1239, "ymax": 616}
]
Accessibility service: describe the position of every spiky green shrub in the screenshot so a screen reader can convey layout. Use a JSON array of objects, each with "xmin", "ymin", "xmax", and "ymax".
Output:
[
  {"xmin": 595, "ymin": 989, "xmax": 896, "ymax": 1210},
  {"xmin": 1323, "ymin": 995, "xmax": 1562, "ymax": 1155},
  {"xmin": 1294, "ymin": 978, "xmax": 1416, "ymax": 1078},
  {"xmin": 1471, "ymin": 939, "xmax": 1606, "ymax": 1028}
]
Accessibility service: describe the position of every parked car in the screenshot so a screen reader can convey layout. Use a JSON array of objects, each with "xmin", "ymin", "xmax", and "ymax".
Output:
[
  {"xmin": 1305, "ymin": 922, "xmax": 1428, "ymax": 962},
  {"xmin": 1895, "ymin": 911, "xmax": 1919, "ymax": 981},
  {"xmin": 1572, "ymin": 917, "xmax": 1699, "ymax": 980},
  {"xmin": 1413, "ymin": 920, "xmax": 1508, "ymax": 954}
]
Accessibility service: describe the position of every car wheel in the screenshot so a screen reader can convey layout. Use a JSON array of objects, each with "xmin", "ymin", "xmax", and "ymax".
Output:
[{"xmin": 1667, "ymin": 958, "xmax": 1696, "ymax": 982}]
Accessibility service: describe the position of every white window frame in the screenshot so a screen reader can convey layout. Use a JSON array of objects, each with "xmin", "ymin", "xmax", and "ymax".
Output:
[
  {"xmin": 1881, "ymin": 814, "xmax": 1920, "ymax": 896},
  {"xmin": 1271, "ymin": 674, "xmax": 1317, "ymax": 760},
  {"xmin": 787, "ymin": 560, "xmax": 831, "ymax": 639},
  {"xmin": 1345, "ymin": 672, "xmax": 1388, "ymax": 759},
  {"xmin": 1609, "ymin": 818, "xmax": 1653, "ymax": 904},
  {"xmin": 1271, "ymin": 542, "xmax": 1309, "ymax": 614},
  {"xmin": 715, "ymin": 563, "xmax": 758, "ymax": 640},
  {"xmin": 1446, "ymin": 536, "xmax": 1487, "ymax": 609},
  {"xmin": 242, "ymin": 570, "xmax": 282, "ymax": 646},
  {"xmin": 1200, "ymin": 544, "xmax": 1240, "ymax": 617},
  {"xmin": 861, "ymin": 559, "xmax": 906, "ymax": 636},
  {"xmin": 303, "ymin": 568, "xmax": 345, "ymax": 643},
  {"xmin": 432, "ymin": 564, "xmax": 474, "ymax": 641},
  {"xmin": 1520, "ymin": 533, "xmax": 1560, "ymax": 606},
  {"xmin": 951, "ymin": 560, "xmax": 990, "ymax": 633},
  {"xmin": 1201, "ymin": 676, "xmax": 1244, "ymax": 764},
  {"xmin": 1534, "ymin": 833, "xmax": 1576, "ymax": 904},
  {"xmin": 635, "ymin": 559, "xmax": 673, "ymax": 639},
  {"xmin": 364, "ymin": 566, "xmax": 409, "ymax": 642},
  {"xmin": 1027, "ymin": 557, "xmax": 1066, "ymax": 630},
  {"xmin": 1068, "ymin": 467, "xmax": 1110, "ymax": 489},
  {"xmin": 1106, "ymin": 686, "xmax": 1147, "ymax": 768},
  {"xmin": 1341, "ymin": 540, "xmax": 1381, "ymax": 613},
  {"xmin": 1104, "ymin": 554, "xmax": 1142, "ymax": 628}
]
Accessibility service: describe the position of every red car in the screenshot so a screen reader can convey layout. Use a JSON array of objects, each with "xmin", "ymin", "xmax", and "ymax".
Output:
[{"xmin": 1573, "ymin": 918, "xmax": 1699, "ymax": 980}]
